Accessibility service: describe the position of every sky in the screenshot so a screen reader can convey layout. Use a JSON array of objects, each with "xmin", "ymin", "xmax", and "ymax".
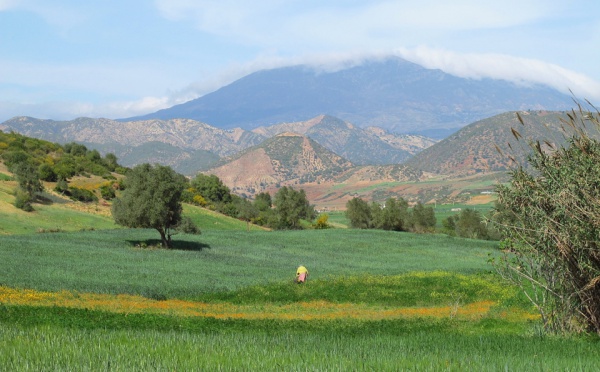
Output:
[{"xmin": 0, "ymin": 0, "xmax": 599, "ymax": 122}]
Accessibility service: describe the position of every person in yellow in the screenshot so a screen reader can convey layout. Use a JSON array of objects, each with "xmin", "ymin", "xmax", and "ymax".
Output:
[{"xmin": 296, "ymin": 265, "xmax": 308, "ymax": 284}]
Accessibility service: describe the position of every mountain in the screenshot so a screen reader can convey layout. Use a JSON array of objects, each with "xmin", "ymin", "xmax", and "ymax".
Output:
[
  {"xmin": 1, "ymin": 114, "xmax": 436, "ymax": 174},
  {"xmin": 404, "ymin": 110, "xmax": 600, "ymax": 176},
  {"xmin": 124, "ymin": 57, "xmax": 574, "ymax": 135},
  {"xmin": 0, "ymin": 116, "xmax": 265, "ymax": 157},
  {"xmin": 0, "ymin": 116, "xmax": 266, "ymax": 174},
  {"xmin": 252, "ymin": 115, "xmax": 435, "ymax": 165},
  {"xmin": 205, "ymin": 131, "xmax": 422, "ymax": 198},
  {"xmin": 205, "ymin": 132, "xmax": 354, "ymax": 195}
]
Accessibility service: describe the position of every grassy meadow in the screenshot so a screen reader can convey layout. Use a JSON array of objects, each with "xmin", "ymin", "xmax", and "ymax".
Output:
[
  {"xmin": 1, "ymin": 226, "xmax": 600, "ymax": 370},
  {"xmin": 1, "ymin": 175, "xmax": 599, "ymax": 370}
]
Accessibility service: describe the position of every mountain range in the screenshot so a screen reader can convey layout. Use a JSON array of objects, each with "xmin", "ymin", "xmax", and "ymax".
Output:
[
  {"xmin": 0, "ymin": 115, "xmax": 433, "ymax": 176},
  {"xmin": 1, "ymin": 109, "xmax": 592, "ymax": 206},
  {"xmin": 124, "ymin": 57, "xmax": 574, "ymax": 136},
  {"xmin": 0, "ymin": 56, "xmax": 587, "ymax": 206}
]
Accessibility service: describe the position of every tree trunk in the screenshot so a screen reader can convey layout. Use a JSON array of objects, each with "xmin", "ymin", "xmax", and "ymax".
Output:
[{"xmin": 157, "ymin": 228, "xmax": 169, "ymax": 248}]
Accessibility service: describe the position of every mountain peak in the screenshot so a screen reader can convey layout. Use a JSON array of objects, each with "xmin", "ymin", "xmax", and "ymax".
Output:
[{"xmin": 122, "ymin": 56, "xmax": 573, "ymax": 133}]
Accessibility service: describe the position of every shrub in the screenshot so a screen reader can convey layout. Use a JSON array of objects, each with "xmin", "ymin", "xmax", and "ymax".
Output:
[
  {"xmin": 55, "ymin": 179, "xmax": 69, "ymax": 194},
  {"xmin": 494, "ymin": 107, "xmax": 600, "ymax": 334},
  {"xmin": 38, "ymin": 163, "xmax": 57, "ymax": 182},
  {"xmin": 100, "ymin": 184, "xmax": 116, "ymax": 200},
  {"xmin": 176, "ymin": 216, "xmax": 201, "ymax": 235},
  {"xmin": 313, "ymin": 214, "xmax": 331, "ymax": 229},
  {"xmin": 68, "ymin": 187, "xmax": 98, "ymax": 203},
  {"xmin": 14, "ymin": 189, "xmax": 34, "ymax": 212}
]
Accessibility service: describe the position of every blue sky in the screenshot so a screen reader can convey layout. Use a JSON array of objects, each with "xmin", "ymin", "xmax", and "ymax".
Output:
[{"xmin": 0, "ymin": 0, "xmax": 599, "ymax": 122}]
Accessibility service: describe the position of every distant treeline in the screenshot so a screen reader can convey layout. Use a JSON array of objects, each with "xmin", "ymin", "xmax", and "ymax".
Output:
[{"xmin": 345, "ymin": 196, "xmax": 499, "ymax": 240}]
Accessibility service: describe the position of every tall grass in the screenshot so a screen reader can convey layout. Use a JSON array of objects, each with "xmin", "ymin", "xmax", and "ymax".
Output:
[{"xmin": 1, "ymin": 312, "xmax": 598, "ymax": 371}]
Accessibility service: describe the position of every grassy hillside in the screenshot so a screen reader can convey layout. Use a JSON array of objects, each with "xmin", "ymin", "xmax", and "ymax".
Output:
[
  {"xmin": 0, "ymin": 165, "xmax": 265, "ymax": 234},
  {"xmin": 0, "ymin": 181, "xmax": 117, "ymax": 235}
]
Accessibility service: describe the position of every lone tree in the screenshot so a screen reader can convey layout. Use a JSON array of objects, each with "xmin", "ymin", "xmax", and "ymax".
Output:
[
  {"xmin": 273, "ymin": 186, "xmax": 316, "ymax": 229},
  {"xmin": 13, "ymin": 160, "xmax": 43, "ymax": 211},
  {"xmin": 345, "ymin": 197, "xmax": 372, "ymax": 229},
  {"xmin": 112, "ymin": 163, "xmax": 187, "ymax": 248},
  {"xmin": 493, "ymin": 105, "xmax": 600, "ymax": 334}
]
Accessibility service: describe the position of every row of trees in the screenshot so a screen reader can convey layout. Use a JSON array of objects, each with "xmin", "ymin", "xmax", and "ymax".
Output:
[
  {"xmin": 442, "ymin": 208, "xmax": 500, "ymax": 240},
  {"xmin": 112, "ymin": 164, "xmax": 318, "ymax": 248},
  {"xmin": 345, "ymin": 197, "xmax": 436, "ymax": 233},
  {"xmin": 345, "ymin": 195, "xmax": 500, "ymax": 240},
  {"xmin": 180, "ymin": 174, "xmax": 316, "ymax": 230}
]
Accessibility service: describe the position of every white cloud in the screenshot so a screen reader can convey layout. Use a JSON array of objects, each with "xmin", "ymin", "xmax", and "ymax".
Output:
[
  {"xmin": 176, "ymin": 47, "xmax": 600, "ymax": 105},
  {"xmin": 394, "ymin": 47, "xmax": 600, "ymax": 102},
  {"xmin": 0, "ymin": 0, "xmax": 15, "ymax": 11}
]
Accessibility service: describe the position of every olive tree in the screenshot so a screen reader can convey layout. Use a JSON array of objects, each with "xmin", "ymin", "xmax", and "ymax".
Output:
[
  {"xmin": 345, "ymin": 197, "xmax": 372, "ymax": 229},
  {"xmin": 372, "ymin": 197, "xmax": 409, "ymax": 231},
  {"xmin": 13, "ymin": 161, "xmax": 43, "ymax": 211},
  {"xmin": 112, "ymin": 163, "xmax": 187, "ymax": 248},
  {"xmin": 273, "ymin": 186, "xmax": 315, "ymax": 229}
]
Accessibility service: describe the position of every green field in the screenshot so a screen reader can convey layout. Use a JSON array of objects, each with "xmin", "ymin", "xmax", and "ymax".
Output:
[
  {"xmin": 1, "ymin": 226, "xmax": 599, "ymax": 370},
  {"xmin": 1, "ymin": 174, "xmax": 598, "ymax": 370},
  {"xmin": 0, "ymin": 229, "xmax": 497, "ymax": 295}
]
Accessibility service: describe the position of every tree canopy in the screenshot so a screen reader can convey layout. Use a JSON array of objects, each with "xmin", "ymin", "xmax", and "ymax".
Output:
[
  {"xmin": 112, "ymin": 164, "xmax": 187, "ymax": 248},
  {"xmin": 273, "ymin": 186, "xmax": 316, "ymax": 229},
  {"xmin": 191, "ymin": 174, "xmax": 232, "ymax": 205},
  {"xmin": 345, "ymin": 197, "xmax": 372, "ymax": 229},
  {"xmin": 346, "ymin": 196, "xmax": 433, "ymax": 233}
]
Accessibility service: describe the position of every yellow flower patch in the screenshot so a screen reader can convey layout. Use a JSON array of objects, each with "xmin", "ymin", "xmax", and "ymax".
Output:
[{"xmin": 0, "ymin": 286, "xmax": 519, "ymax": 321}]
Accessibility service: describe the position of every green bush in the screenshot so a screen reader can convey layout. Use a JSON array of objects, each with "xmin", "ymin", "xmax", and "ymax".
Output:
[
  {"xmin": 313, "ymin": 214, "xmax": 331, "ymax": 229},
  {"xmin": 176, "ymin": 216, "xmax": 201, "ymax": 235},
  {"xmin": 67, "ymin": 187, "xmax": 98, "ymax": 203},
  {"xmin": 38, "ymin": 163, "xmax": 57, "ymax": 182},
  {"xmin": 14, "ymin": 189, "xmax": 34, "ymax": 212},
  {"xmin": 100, "ymin": 185, "xmax": 116, "ymax": 200},
  {"xmin": 54, "ymin": 179, "xmax": 69, "ymax": 194}
]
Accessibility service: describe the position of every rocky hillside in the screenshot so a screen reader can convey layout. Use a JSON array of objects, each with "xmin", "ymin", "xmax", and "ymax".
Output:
[
  {"xmin": 0, "ymin": 116, "xmax": 265, "ymax": 157},
  {"xmin": 206, "ymin": 132, "xmax": 353, "ymax": 195},
  {"xmin": 252, "ymin": 115, "xmax": 435, "ymax": 165},
  {"xmin": 1, "ymin": 115, "xmax": 436, "ymax": 175},
  {"xmin": 405, "ymin": 110, "xmax": 600, "ymax": 176},
  {"xmin": 205, "ymin": 132, "xmax": 424, "ymax": 197},
  {"xmin": 0, "ymin": 117, "xmax": 266, "ymax": 174}
]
